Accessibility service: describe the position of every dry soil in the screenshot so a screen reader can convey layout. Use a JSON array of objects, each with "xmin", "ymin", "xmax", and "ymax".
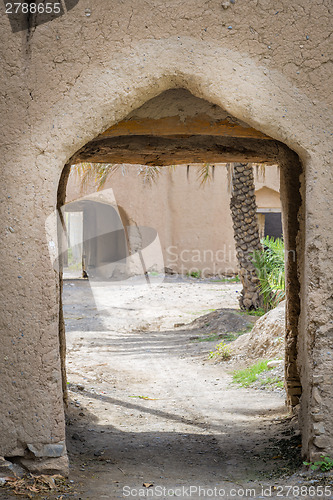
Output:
[{"xmin": 2, "ymin": 277, "xmax": 331, "ymax": 499}]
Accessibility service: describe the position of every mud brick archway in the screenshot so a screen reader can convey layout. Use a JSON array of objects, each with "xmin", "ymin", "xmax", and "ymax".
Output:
[
  {"xmin": 0, "ymin": 2, "xmax": 332, "ymax": 474},
  {"xmin": 59, "ymin": 86, "xmax": 304, "ymax": 403}
]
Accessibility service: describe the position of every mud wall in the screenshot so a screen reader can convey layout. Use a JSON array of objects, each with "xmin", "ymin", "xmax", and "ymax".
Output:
[
  {"xmin": 0, "ymin": 0, "xmax": 332, "ymax": 471},
  {"xmin": 66, "ymin": 165, "xmax": 281, "ymax": 276}
]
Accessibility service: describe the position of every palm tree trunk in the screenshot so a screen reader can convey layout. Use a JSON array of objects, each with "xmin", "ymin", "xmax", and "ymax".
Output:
[{"xmin": 229, "ymin": 163, "xmax": 263, "ymax": 310}]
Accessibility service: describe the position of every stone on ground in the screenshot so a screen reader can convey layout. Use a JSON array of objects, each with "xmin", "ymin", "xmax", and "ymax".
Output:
[{"xmin": 231, "ymin": 301, "xmax": 285, "ymax": 361}]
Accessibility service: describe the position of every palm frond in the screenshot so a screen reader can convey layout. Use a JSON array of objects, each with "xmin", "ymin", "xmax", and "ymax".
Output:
[
  {"xmin": 72, "ymin": 163, "xmax": 125, "ymax": 191},
  {"xmin": 137, "ymin": 165, "xmax": 162, "ymax": 185},
  {"xmin": 196, "ymin": 163, "xmax": 214, "ymax": 186},
  {"xmin": 251, "ymin": 236, "xmax": 285, "ymax": 311},
  {"xmin": 96, "ymin": 164, "xmax": 123, "ymax": 190}
]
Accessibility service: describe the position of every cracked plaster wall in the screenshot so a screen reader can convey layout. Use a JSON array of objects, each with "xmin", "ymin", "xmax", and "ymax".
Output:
[{"xmin": 0, "ymin": 0, "xmax": 332, "ymax": 471}]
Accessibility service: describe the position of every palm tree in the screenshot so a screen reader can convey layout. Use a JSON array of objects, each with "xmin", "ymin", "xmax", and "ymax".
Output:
[
  {"xmin": 71, "ymin": 162, "xmax": 263, "ymax": 310},
  {"xmin": 229, "ymin": 163, "xmax": 263, "ymax": 310}
]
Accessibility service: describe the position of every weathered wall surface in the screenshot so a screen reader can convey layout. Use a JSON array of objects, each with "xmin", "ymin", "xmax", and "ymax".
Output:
[
  {"xmin": 255, "ymin": 187, "xmax": 281, "ymax": 209},
  {"xmin": 66, "ymin": 164, "xmax": 281, "ymax": 276},
  {"xmin": 0, "ymin": 0, "xmax": 332, "ymax": 470}
]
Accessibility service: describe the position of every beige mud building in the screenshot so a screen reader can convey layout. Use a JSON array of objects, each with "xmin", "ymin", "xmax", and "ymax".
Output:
[
  {"xmin": 65, "ymin": 160, "xmax": 282, "ymax": 278},
  {"xmin": 0, "ymin": 0, "xmax": 332, "ymax": 474}
]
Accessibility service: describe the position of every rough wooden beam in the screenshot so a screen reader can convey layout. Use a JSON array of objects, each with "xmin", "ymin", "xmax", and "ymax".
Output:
[
  {"xmin": 99, "ymin": 115, "xmax": 272, "ymax": 141},
  {"xmin": 72, "ymin": 135, "xmax": 280, "ymax": 166}
]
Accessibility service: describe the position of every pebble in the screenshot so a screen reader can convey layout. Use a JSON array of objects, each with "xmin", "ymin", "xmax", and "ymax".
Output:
[
  {"xmin": 94, "ymin": 450, "xmax": 104, "ymax": 457},
  {"xmin": 267, "ymin": 359, "xmax": 283, "ymax": 368}
]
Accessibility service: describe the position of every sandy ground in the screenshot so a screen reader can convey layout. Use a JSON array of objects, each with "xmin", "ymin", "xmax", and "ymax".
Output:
[
  {"xmin": 63, "ymin": 277, "xmax": 295, "ymax": 499},
  {"xmin": 2, "ymin": 277, "xmax": 332, "ymax": 499}
]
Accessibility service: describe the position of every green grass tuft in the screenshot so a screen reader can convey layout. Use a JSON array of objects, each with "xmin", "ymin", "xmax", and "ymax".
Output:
[
  {"xmin": 238, "ymin": 308, "xmax": 266, "ymax": 317},
  {"xmin": 187, "ymin": 270, "xmax": 201, "ymax": 279},
  {"xmin": 232, "ymin": 360, "xmax": 272, "ymax": 387},
  {"xmin": 193, "ymin": 327, "xmax": 252, "ymax": 344}
]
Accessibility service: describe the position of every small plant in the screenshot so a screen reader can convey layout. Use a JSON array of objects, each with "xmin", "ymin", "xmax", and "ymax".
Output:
[
  {"xmin": 209, "ymin": 341, "xmax": 232, "ymax": 360},
  {"xmin": 232, "ymin": 360, "xmax": 272, "ymax": 387},
  {"xmin": 238, "ymin": 308, "xmax": 266, "ymax": 317},
  {"xmin": 251, "ymin": 236, "xmax": 285, "ymax": 311},
  {"xmin": 187, "ymin": 270, "xmax": 201, "ymax": 279},
  {"xmin": 148, "ymin": 271, "xmax": 159, "ymax": 276},
  {"xmin": 303, "ymin": 456, "xmax": 333, "ymax": 472}
]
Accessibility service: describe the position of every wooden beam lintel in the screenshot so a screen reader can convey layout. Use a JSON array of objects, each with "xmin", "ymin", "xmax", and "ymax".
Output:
[
  {"xmin": 99, "ymin": 116, "xmax": 272, "ymax": 141},
  {"xmin": 72, "ymin": 135, "xmax": 280, "ymax": 166}
]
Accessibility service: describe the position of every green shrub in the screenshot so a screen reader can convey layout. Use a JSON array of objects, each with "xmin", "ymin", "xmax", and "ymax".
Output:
[
  {"xmin": 209, "ymin": 341, "xmax": 232, "ymax": 360},
  {"xmin": 188, "ymin": 270, "xmax": 201, "ymax": 279},
  {"xmin": 252, "ymin": 236, "xmax": 285, "ymax": 311},
  {"xmin": 303, "ymin": 456, "xmax": 333, "ymax": 472}
]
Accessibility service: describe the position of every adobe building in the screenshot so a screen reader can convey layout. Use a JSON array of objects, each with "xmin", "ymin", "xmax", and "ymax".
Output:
[
  {"xmin": 65, "ymin": 160, "xmax": 282, "ymax": 278},
  {"xmin": 0, "ymin": 0, "xmax": 332, "ymax": 474}
]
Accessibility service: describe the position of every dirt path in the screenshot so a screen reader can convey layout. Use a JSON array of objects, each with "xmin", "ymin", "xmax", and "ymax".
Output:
[
  {"xmin": 4, "ymin": 277, "xmax": 328, "ymax": 499},
  {"xmin": 60, "ymin": 277, "xmax": 303, "ymax": 500}
]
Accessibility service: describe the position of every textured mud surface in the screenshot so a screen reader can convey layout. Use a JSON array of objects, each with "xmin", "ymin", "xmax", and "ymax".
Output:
[
  {"xmin": 1, "ymin": 278, "xmax": 332, "ymax": 499},
  {"xmin": 63, "ymin": 279, "xmax": 297, "ymax": 498}
]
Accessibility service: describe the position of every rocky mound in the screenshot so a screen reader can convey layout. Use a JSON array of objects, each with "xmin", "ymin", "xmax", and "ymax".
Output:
[
  {"xmin": 189, "ymin": 308, "xmax": 256, "ymax": 335},
  {"xmin": 230, "ymin": 301, "xmax": 285, "ymax": 362}
]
